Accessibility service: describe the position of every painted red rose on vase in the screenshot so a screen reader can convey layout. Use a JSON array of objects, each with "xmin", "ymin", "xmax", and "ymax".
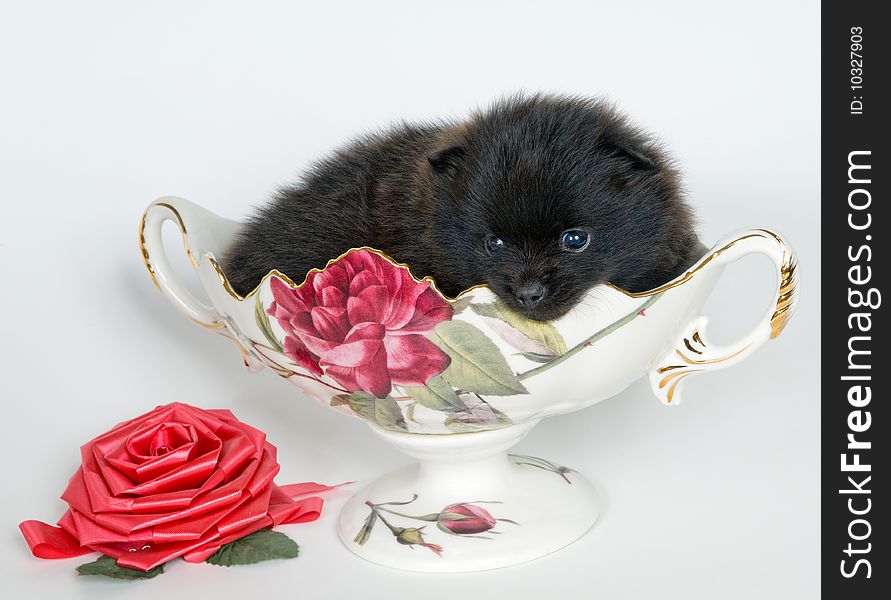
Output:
[{"xmin": 267, "ymin": 249, "xmax": 453, "ymax": 398}]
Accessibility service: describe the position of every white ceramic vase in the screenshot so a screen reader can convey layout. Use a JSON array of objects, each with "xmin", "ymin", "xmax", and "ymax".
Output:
[{"xmin": 140, "ymin": 196, "xmax": 798, "ymax": 572}]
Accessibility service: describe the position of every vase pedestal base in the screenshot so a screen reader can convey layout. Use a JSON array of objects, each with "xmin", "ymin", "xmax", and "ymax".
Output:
[{"xmin": 336, "ymin": 421, "xmax": 600, "ymax": 573}]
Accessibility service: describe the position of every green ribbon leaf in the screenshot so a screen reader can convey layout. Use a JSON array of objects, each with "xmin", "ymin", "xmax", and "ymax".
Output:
[
  {"xmin": 471, "ymin": 301, "xmax": 568, "ymax": 356},
  {"xmin": 430, "ymin": 320, "xmax": 528, "ymax": 396},
  {"xmin": 76, "ymin": 555, "xmax": 165, "ymax": 580},
  {"xmin": 206, "ymin": 530, "xmax": 300, "ymax": 567}
]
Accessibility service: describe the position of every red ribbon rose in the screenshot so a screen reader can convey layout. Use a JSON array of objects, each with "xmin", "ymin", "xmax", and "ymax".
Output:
[
  {"xmin": 268, "ymin": 249, "xmax": 453, "ymax": 398},
  {"xmin": 20, "ymin": 403, "xmax": 335, "ymax": 571}
]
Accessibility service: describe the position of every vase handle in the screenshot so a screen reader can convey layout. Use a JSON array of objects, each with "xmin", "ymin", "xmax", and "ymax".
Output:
[
  {"xmin": 139, "ymin": 197, "xmax": 222, "ymax": 329},
  {"xmin": 648, "ymin": 228, "xmax": 799, "ymax": 405}
]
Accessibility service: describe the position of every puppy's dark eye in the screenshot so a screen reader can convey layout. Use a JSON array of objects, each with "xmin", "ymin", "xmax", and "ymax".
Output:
[
  {"xmin": 560, "ymin": 229, "xmax": 590, "ymax": 252},
  {"xmin": 485, "ymin": 235, "xmax": 505, "ymax": 254}
]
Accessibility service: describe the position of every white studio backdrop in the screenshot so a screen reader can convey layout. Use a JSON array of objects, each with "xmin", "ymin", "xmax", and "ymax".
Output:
[{"xmin": 0, "ymin": 2, "xmax": 819, "ymax": 599}]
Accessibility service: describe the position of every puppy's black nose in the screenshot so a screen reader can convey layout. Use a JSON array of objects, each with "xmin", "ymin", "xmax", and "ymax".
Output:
[{"xmin": 515, "ymin": 281, "xmax": 546, "ymax": 307}]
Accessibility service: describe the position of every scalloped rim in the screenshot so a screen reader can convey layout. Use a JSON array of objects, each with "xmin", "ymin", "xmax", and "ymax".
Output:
[
  {"xmin": 204, "ymin": 247, "xmax": 489, "ymax": 304},
  {"xmin": 141, "ymin": 201, "xmax": 786, "ymax": 308}
]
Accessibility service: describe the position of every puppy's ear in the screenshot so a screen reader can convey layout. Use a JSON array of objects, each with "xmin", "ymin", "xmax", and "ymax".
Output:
[
  {"xmin": 427, "ymin": 145, "xmax": 466, "ymax": 175},
  {"xmin": 602, "ymin": 134, "xmax": 660, "ymax": 175},
  {"xmin": 616, "ymin": 144, "xmax": 659, "ymax": 174}
]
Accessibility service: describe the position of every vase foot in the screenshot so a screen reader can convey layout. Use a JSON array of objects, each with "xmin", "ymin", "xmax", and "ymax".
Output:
[{"xmin": 336, "ymin": 423, "xmax": 600, "ymax": 573}]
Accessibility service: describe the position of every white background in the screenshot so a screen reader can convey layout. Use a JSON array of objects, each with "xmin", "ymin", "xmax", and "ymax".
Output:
[{"xmin": 1, "ymin": 1, "xmax": 820, "ymax": 598}]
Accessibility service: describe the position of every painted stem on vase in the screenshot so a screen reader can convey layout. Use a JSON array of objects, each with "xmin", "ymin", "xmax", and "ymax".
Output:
[{"xmin": 517, "ymin": 293, "xmax": 663, "ymax": 381}]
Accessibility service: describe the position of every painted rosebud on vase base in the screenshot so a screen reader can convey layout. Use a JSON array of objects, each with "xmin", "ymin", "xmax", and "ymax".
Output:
[{"xmin": 438, "ymin": 504, "xmax": 506, "ymax": 536}]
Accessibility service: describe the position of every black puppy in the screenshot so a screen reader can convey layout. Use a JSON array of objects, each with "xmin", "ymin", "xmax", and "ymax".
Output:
[{"xmin": 223, "ymin": 94, "xmax": 700, "ymax": 321}]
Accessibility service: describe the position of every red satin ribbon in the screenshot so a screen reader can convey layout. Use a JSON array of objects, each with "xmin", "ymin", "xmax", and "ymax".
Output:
[
  {"xmin": 19, "ymin": 402, "xmax": 346, "ymax": 572},
  {"xmin": 20, "ymin": 481, "xmax": 338, "ymax": 570}
]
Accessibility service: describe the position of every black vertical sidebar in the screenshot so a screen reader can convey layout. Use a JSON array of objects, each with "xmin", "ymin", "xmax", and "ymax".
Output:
[{"xmin": 822, "ymin": 2, "xmax": 887, "ymax": 597}]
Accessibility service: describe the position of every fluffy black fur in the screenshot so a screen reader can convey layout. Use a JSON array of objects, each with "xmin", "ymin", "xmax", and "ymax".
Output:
[{"xmin": 223, "ymin": 94, "xmax": 701, "ymax": 321}]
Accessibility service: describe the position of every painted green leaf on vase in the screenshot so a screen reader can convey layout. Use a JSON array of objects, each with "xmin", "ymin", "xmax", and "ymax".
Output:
[
  {"xmin": 517, "ymin": 351, "xmax": 559, "ymax": 364},
  {"xmin": 338, "ymin": 392, "xmax": 407, "ymax": 431},
  {"xmin": 448, "ymin": 295, "xmax": 473, "ymax": 314},
  {"xmin": 471, "ymin": 301, "xmax": 567, "ymax": 356},
  {"xmin": 330, "ymin": 394, "xmax": 351, "ymax": 407},
  {"xmin": 354, "ymin": 508, "xmax": 378, "ymax": 546},
  {"xmin": 254, "ymin": 295, "xmax": 283, "ymax": 353},
  {"xmin": 429, "ymin": 320, "xmax": 528, "ymax": 396},
  {"xmin": 444, "ymin": 393, "xmax": 512, "ymax": 432},
  {"xmin": 405, "ymin": 375, "xmax": 464, "ymax": 412}
]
